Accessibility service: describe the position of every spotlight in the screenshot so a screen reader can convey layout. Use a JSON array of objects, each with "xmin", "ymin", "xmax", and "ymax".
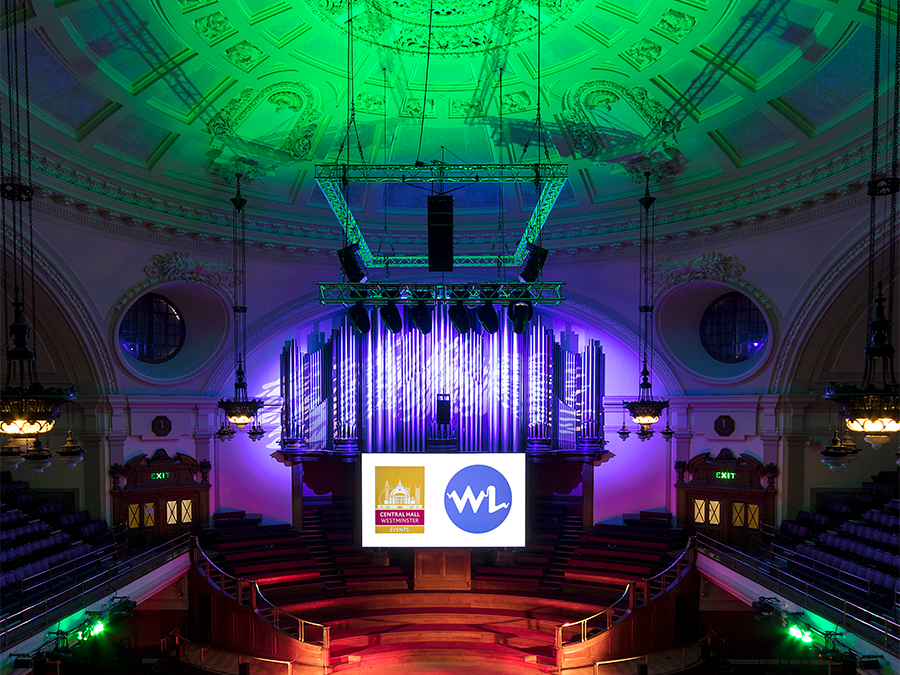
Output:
[
  {"xmin": 448, "ymin": 290, "xmax": 470, "ymax": 334},
  {"xmin": 410, "ymin": 292, "xmax": 432, "ymax": 334},
  {"xmin": 477, "ymin": 301, "xmax": 500, "ymax": 334},
  {"xmin": 518, "ymin": 243, "xmax": 549, "ymax": 282},
  {"xmin": 507, "ymin": 292, "xmax": 533, "ymax": 334},
  {"xmin": 337, "ymin": 244, "xmax": 368, "ymax": 283},
  {"xmin": 380, "ymin": 294, "xmax": 403, "ymax": 334},
  {"xmin": 347, "ymin": 301, "xmax": 370, "ymax": 334}
]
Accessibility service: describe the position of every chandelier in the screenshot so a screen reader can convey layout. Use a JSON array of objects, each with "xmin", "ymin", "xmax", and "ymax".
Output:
[
  {"xmin": 217, "ymin": 175, "xmax": 264, "ymax": 442},
  {"xmin": 1, "ymin": 0, "xmax": 77, "ymax": 468},
  {"xmin": 621, "ymin": 173, "xmax": 668, "ymax": 441},
  {"xmin": 823, "ymin": 0, "xmax": 899, "ymax": 452}
]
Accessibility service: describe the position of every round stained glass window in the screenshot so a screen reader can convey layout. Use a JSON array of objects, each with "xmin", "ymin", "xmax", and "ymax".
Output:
[
  {"xmin": 699, "ymin": 292, "xmax": 767, "ymax": 364},
  {"xmin": 119, "ymin": 293, "xmax": 185, "ymax": 364}
]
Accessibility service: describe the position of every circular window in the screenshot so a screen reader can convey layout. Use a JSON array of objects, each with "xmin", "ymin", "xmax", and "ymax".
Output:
[
  {"xmin": 119, "ymin": 293, "xmax": 185, "ymax": 364},
  {"xmin": 700, "ymin": 292, "xmax": 768, "ymax": 363}
]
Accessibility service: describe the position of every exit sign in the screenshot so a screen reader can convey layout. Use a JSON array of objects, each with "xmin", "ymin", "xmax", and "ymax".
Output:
[
  {"xmin": 715, "ymin": 471, "xmax": 736, "ymax": 480},
  {"xmin": 150, "ymin": 471, "xmax": 170, "ymax": 480}
]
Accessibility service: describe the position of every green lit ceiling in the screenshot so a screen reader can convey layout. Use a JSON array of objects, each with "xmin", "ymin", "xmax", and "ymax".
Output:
[{"xmin": 20, "ymin": 0, "xmax": 889, "ymax": 256}]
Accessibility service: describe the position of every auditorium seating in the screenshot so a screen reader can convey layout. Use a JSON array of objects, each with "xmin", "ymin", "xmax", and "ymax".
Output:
[{"xmin": 775, "ymin": 471, "xmax": 900, "ymax": 611}]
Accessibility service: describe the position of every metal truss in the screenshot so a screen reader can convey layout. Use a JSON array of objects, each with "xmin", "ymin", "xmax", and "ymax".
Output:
[
  {"xmin": 318, "ymin": 282, "xmax": 566, "ymax": 306},
  {"xmin": 315, "ymin": 163, "xmax": 568, "ymax": 269}
]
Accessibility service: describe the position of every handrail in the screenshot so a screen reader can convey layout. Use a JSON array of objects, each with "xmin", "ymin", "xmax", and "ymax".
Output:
[
  {"xmin": 193, "ymin": 542, "xmax": 330, "ymax": 649},
  {"xmin": 1, "ymin": 533, "xmax": 191, "ymax": 647},
  {"xmin": 555, "ymin": 538, "xmax": 694, "ymax": 650},
  {"xmin": 695, "ymin": 533, "xmax": 899, "ymax": 653},
  {"xmin": 770, "ymin": 541, "xmax": 875, "ymax": 596},
  {"xmin": 175, "ymin": 633, "xmax": 296, "ymax": 675}
]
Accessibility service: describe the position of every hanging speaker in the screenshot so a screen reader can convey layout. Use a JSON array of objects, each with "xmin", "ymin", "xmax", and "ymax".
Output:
[{"xmin": 428, "ymin": 194, "xmax": 453, "ymax": 272}]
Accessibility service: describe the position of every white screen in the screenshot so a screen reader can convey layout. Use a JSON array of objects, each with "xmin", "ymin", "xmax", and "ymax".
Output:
[{"xmin": 361, "ymin": 453, "xmax": 526, "ymax": 548}]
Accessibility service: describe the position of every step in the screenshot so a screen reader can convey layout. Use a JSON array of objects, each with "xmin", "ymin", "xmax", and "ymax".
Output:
[{"xmin": 330, "ymin": 623, "xmax": 552, "ymax": 651}]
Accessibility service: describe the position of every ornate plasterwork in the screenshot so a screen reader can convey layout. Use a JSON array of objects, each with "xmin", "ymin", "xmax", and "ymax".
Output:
[
  {"xmin": 561, "ymin": 81, "xmax": 681, "ymax": 161},
  {"xmin": 400, "ymin": 98, "xmax": 435, "ymax": 117},
  {"xmin": 193, "ymin": 11, "xmax": 236, "ymax": 46},
  {"xmin": 450, "ymin": 98, "xmax": 486, "ymax": 118},
  {"xmin": 621, "ymin": 38, "xmax": 665, "ymax": 71},
  {"xmin": 499, "ymin": 91, "xmax": 534, "ymax": 114},
  {"xmin": 356, "ymin": 92, "xmax": 386, "ymax": 115},
  {"xmin": 223, "ymin": 41, "xmax": 267, "ymax": 72},
  {"xmin": 144, "ymin": 252, "xmax": 236, "ymax": 287},
  {"xmin": 654, "ymin": 252, "xmax": 746, "ymax": 289},
  {"xmin": 654, "ymin": 10, "xmax": 697, "ymax": 42},
  {"xmin": 305, "ymin": 0, "xmax": 584, "ymax": 57},
  {"xmin": 207, "ymin": 81, "xmax": 323, "ymax": 160}
]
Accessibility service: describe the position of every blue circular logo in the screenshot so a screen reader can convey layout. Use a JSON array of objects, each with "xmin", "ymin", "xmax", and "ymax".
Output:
[{"xmin": 444, "ymin": 464, "xmax": 512, "ymax": 534}]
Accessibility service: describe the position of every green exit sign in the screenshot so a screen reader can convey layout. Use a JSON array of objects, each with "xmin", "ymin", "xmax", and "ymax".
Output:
[
  {"xmin": 715, "ymin": 471, "xmax": 736, "ymax": 480},
  {"xmin": 150, "ymin": 471, "xmax": 170, "ymax": 480}
]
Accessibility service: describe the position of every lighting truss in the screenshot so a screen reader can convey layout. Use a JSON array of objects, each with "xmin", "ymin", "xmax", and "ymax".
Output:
[
  {"xmin": 318, "ymin": 282, "xmax": 566, "ymax": 306},
  {"xmin": 315, "ymin": 163, "xmax": 568, "ymax": 268}
]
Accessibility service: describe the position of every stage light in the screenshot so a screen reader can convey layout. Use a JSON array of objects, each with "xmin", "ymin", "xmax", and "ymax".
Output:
[
  {"xmin": 448, "ymin": 290, "xmax": 470, "ymax": 334},
  {"xmin": 337, "ymin": 244, "xmax": 368, "ymax": 283},
  {"xmin": 347, "ymin": 301, "xmax": 370, "ymax": 334},
  {"xmin": 380, "ymin": 298, "xmax": 403, "ymax": 334},
  {"xmin": 410, "ymin": 292, "xmax": 432, "ymax": 334},
  {"xmin": 518, "ymin": 243, "xmax": 548, "ymax": 282},
  {"xmin": 507, "ymin": 293, "xmax": 533, "ymax": 334},
  {"xmin": 788, "ymin": 625, "xmax": 812, "ymax": 643},
  {"xmin": 477, "ymin": 301, "xmax": 500, "ymax": 334}
]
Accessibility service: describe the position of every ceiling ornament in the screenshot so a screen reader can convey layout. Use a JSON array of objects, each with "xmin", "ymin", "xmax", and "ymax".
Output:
[
  {"xmin": 305, "ymin": 0, "xmax": 583, "ymax": 57},
  {"xmin": 653, "ymin": 252, "xmax": 746, "ymax": 290},
  {"xmin": 561, "ymin": 81, "xmax": 681, "ymax": 162},
  {"xmin": 654, "ymin": 10, "xmax": 698, "ymax": 42},
  {"xmin": 143, "ymin": 252, "xmax": 236, "ymax": 288},
  {"xmin": 206, "ymin": 82, "xmax": 323, "ymax": 162}
]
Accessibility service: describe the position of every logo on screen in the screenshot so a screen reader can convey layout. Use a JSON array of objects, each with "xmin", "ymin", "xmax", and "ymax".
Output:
[{"xmin": 444, "ymin": 464, "xmax": 511, "ymax": 534}]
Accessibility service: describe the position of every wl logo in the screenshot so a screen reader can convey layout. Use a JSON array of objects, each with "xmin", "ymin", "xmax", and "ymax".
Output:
[{"xmin": 444, "ymin": 465, "xmax": 512, "ymax": 534}]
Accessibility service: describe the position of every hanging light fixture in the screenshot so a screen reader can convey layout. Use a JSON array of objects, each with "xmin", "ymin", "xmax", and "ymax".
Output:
[
  {"xmin": 1, "ymin": 0, "xmax": 76, "ymax": 453},
  {"xmin": 217, "ymin": 175, "xmax": 264, "ymax": 441},
  {"xmin": 622, "ymin": 173, "xmax": 668, "ymax": 441},
  {"xmin": 817, "ymin": 430, "xmax": 861, "ymax": 471},
  {"xmin": 823, "ymin": 0, "xmax": 898, "ymax": 449}
]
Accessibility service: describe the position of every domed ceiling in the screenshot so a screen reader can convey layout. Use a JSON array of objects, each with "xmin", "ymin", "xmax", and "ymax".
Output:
[{"xmin": 21, "ymin": 0, "xmax": 884, "ymax": 259}]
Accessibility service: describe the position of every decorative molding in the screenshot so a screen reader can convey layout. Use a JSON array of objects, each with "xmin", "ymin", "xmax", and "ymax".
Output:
[
  {"xmin": 562, "ymin": 80, "xmax": 681, "ymax": 161},
  {"xmin": 654, "ymin": 252, "xmax": 746, "ymax": 289},
  {"xmin": 305, "ymin": 0, "xmax": 583, "ymax": 58},
  {"xmin": 143, "ymin": 252, "xmax": 236, "ymax": 288}
]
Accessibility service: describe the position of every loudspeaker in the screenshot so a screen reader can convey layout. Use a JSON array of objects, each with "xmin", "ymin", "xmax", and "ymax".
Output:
[
  {"xmin": 436, "ymin": 395, "xmax": 451, "ymax": 425},
  {"xmin": 428, "ymin": 194, "xmax": 453, "ymax": 272}
]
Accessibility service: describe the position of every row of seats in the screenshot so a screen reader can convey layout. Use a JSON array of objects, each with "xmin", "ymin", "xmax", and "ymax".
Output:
[
  {"xmin": 0, "ymin": 532, "xmax": 71, "ymax": 565},
  {"xmin": 886, "ymin": 498, "xmax": 899, "ymax": 512},
  {"xmin": 795, "ymin": 510, "xmax": 831, "ymax": 527},
  {"xmin": 820, "ymin": 501, "xmax": 852, "ymax": 515},
  {"xmin": 0, "ymin": 509, "xmax": 27, "ymax": 525},
  {"xmin": 36, "ymin": 501, "xmax": 64, "ymax": 516},
  {"xmin": 794, "ymin": 544, "xmax": 900, "ymax": 595},
  {"xmin": 861, "ymin": 481, "xmax": 896, "ymax": 496},
  {"xmin": 0, "ymin": 543, "xmax": 93, "ymax": 596},
  {"xmin": 818, "ymin": 533, "xmax": 900, "ymax": 568},
  {"xmin": 840, "ymin": 521, "xmax": 899, "ymax": 547},
  {"xmin": 779, "ymin": 520, "xmax": 808, "ymax": 539},
  {"xmin": 78, "ymin": 520, "xmax": 109, "ymax": 539},
  {"xmin": 0, "ymin": 481, "xmax": 29, "ymax": 495},
  {"xmin": 863, "ymin": 509, "xmax": 899, "ymax": 529},
  {"xmin": 1, "ymin": 520, "xmax": 50, "ymax": 543},
  {"xmin": 59, "ymin": 510, "xmax": 91, "ymax": 527}
]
